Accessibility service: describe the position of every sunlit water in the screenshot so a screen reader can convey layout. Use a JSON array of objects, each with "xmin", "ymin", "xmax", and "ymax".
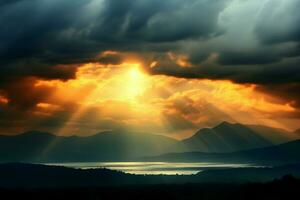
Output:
[{"xmin": 45, "ymin": 162, "xmax": 256, "ymax": 175}]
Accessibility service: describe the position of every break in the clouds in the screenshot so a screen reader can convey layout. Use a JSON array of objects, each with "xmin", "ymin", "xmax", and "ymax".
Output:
[{"xmin": 0, "ymin": 0, "xmax": 300, "ymax": 136}]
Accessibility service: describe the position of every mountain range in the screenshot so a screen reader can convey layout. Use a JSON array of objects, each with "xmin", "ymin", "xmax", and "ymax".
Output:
[
  {"xmin": 0, "ymin": 131, "xmax": 177, "ymax": 162},
  {"xmin": 0, "ymin": 122, "xmax": 299, "ymax": 162}
]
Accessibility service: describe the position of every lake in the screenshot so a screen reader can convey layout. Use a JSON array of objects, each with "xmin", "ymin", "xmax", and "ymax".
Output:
[{"xmin": 46, "ymin": 162, "xmax": 256, "ymax": 175}]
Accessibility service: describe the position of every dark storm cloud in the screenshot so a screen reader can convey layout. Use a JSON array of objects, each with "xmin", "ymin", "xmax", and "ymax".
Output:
[
  {"xmin": 152, "ymin": 56, "xmax": 300, "ymax": 85},
  {"xmin": 0, "ymin": 0, "xmax": 227, "ymax": 71},
  {"xmin": 0, "ymin": 0, "xmax": 93, "ymax": 83},
  {"xmin": 0, "ymin": 62, "xmax": 77, "ymax": 83},
  {"xmin": 91, "ymin": 0, "xmax": 227, "ymax": 42},
  {"xmin": 255, "ymin": 0, "xmax": 300, "ymax": 44},
  {"xmin": 1, "ymin": 0, "xmax": 299, "ymax": 81},
  {"xmin": 0, "ymin": 0, "xmax": 229, "ymax": 109},
  {"xmin": 97, "ymin": 54, "xmax": 124, "ymax": 65},
  {"xmin": 1, "ymin": 0, "xmax": 300, "ymax": 114},
  {"xmin": 0, "ymin": 0, "xmax": 22, "ymax": 7},
  {"xmin": 0, "ymin": 77, "xmax": 55, "ymax": 109}
]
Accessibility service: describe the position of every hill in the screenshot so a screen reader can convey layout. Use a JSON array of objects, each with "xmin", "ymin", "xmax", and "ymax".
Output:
[
  {"xmin": 0, "ymin": 163, "xmax": 299, "ymax": 188},
  {"xmin": 142, "ymin": 139, "xmax": 300, "ymax": 165},
  {"xmin": 0, "ymin": 164, "xmax": 299, "ymax": 200},
  {"xmin": 194, "ymin": 163, "xmax": 300, "ymax": 183},
  {"xmin": 0, "ymin": 131, "xmax": 178, "ymax": 162},
  {"xmin": 180, "ymin": 122, "xmax": 298, "ymax": 152}
]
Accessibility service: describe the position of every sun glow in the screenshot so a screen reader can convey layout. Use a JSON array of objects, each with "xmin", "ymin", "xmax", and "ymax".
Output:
[
  {"xmin": 73, "ymin": 63, "xmax": 151, "ymax": 103},
  {"xmin": 125, "ymin": 65, "xmax": 148, "ymax": 100}
]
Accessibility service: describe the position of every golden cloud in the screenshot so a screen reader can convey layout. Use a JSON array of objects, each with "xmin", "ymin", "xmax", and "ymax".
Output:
[{"xmin": 23, "ymin": 60, "xmax": 298, "ymax": 138}]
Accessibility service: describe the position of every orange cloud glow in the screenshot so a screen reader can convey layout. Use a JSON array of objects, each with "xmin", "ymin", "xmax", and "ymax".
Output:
[
  {"xmin": 0, "ymin": 95, "xmax": 9, "ymax": 104},
  {"xmin": 28, "ymin": 60, "xmax": 299, "ymax": 138}
]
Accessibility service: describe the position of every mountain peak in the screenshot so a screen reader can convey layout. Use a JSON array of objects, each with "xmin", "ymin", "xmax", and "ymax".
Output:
[
  {"xmin": 192, "ymin": 122, "xmax": 237, "ymax": 137},
  {"xmin": 183, "ymin": 121, "xmax": 287, "ymax": 153},
  {"xmin": 215, "ymin": 121, "xmax": 236, "ymax": 128}
]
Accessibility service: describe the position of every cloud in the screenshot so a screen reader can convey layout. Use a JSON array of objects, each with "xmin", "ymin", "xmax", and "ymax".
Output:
[
  {"xmin": 0, "ymin": 0, "xmax": 230, "ymax": 110},
  {"xmin": 255, "ymin": 0, "xmax": 300, "ymax": 44},
  {"xmin": 145, "ymin": 0, "xmax": 300, "ymax": 111},
  {"xmin": 151, "ymin": 55, "xmax": 300, "ymax": 84},
  {"xmin": 0, "ymin": 0, "xmax": 227, "ymax": 68},
  {"xmin": 1, "ymin": 0, "xmax": 299, "ymax": 83},
  {"xmin": 0, "ymin": 77, "xmax": 55, "ymax": 109},
  {"xmin": 1, "ymin": 0, "xmax": 300, "ymax": 135},
  {"xmin": 97, "ymin": 53, "xmax": 124, "ymax": 65}
]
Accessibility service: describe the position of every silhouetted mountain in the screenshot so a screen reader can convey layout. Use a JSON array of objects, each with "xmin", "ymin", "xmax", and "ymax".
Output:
[
  {"xmin": 180, "ymin": 122, "xmax": 297, "ymax": 152},
  {"xmin": 232, "ymin": 175, "xmax": 300, "ymax": 200},
  {"xmin": 0, "ymin": 163, "xmax": 299, "ymax": 188},
  {"xmin": 142, "ymin": 139, "xmax": 300, "ymax": 165},
  {"xmin": 0, "ymin": 131, "xmax": 178, "ymax": 162},
  {"xmin": 295, "ymin": 128, "xmax": 300, "ymax": 135},
  {"xmin": 194, "ymin": 163, "xmax": 300, "ymax": 183},
  {"xmin": 0, "ymin": 163, "xmax": 134, "ymax": 188},
  {"xmin": 1, "ymin": 169, "xmax": 299, "ymax": 200},
  {"xmin": 0, "ymin": 122, "xmax": 298, "ymax": 162}
]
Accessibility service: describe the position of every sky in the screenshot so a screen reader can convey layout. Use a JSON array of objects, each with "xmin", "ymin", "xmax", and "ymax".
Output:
[{"xmin": 0, "ymin": 0, "xmax": 300, "ymax": 138}]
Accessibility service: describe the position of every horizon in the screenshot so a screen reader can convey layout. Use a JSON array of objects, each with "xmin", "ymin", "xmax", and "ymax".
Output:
[{"xmin": 1, "ymin": 121, "xmax": 299, "ymax": 142}]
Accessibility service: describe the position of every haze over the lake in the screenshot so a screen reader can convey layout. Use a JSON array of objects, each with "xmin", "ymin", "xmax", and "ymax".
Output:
[
  {"xmin": 46, "ymin": 162, "xmax": 256, "ymax": 175},
  {"xmin": 0, "ymin": 0, "xmax": 300, "ymax": 139}
]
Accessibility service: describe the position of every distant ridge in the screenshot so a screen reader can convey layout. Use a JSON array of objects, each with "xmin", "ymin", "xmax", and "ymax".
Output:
[
  {"xmin": 142, "ymin": 139, "xmax": 300, "ymax": 165},
  {"xmin": 0, "ymin": 122, "xmax": 299, "ymax": 162},
  {"xmin": 0, "ymin": 131, "xmax": 178, "ymax": 162}
]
